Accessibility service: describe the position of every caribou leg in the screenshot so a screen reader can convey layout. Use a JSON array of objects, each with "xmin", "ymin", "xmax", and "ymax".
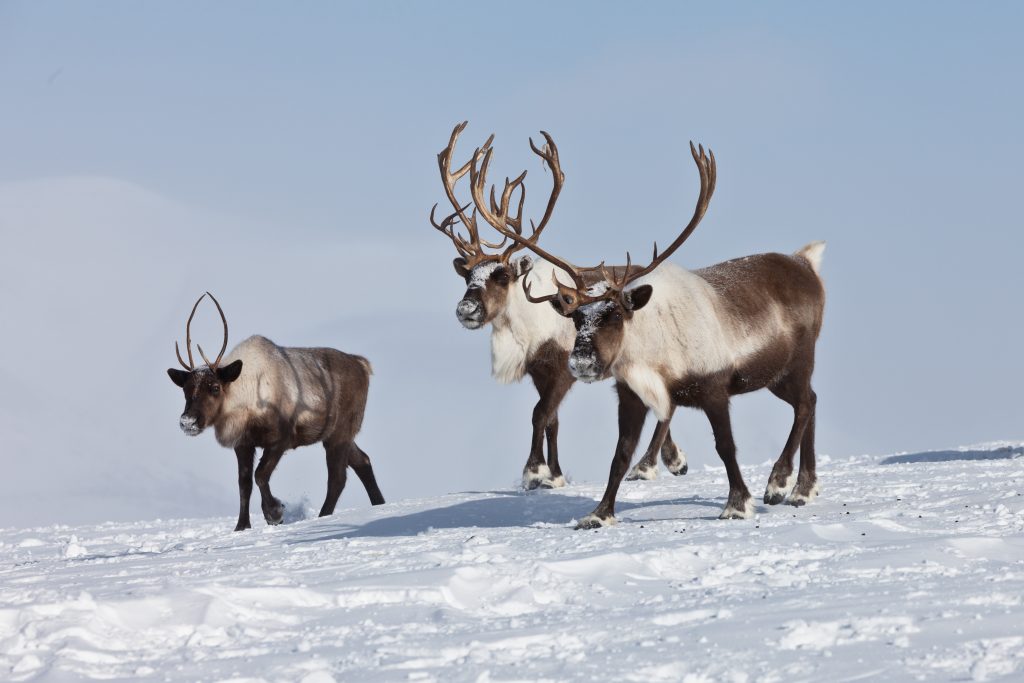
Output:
[
  {"xmin": 233, "ymin": 445, "xmax": 255, "ymax": 531},
  {"xmin": 789, "ymin": 388, "xmax": 819, "ymax": 506},
  {"xmin": 764, "ymin": 373, "xmax": 815, "ymax": 505},
  {"xmin": 703, "ymin": 396, "xmax": 753, "ymax": 519},
  {"xmin": 576, "ymin": 383, "xmax": 664, "ymax": 529},
  {"xmin": 523, "ymin": 356, "xmax": 573, "ymax": 489},
  {"xmin": 320, "ymin": 442, "xmax": 350, "ymax": 517},
  {"xmin": 627, "ymin": 425, "xmax": 687, "ymax": 480},
  {"xmin": 350, "ymin": 444, "xmax": 386, "ymax": 506},
  {"xmin": 254, "ymin": 447, "xmax": 286, "ymax": 525}
]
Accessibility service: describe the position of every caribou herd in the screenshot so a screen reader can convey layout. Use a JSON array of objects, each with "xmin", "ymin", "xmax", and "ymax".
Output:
[{"xmin": 168, "ymin": 122, "xmax": 825, "ymax": 531}]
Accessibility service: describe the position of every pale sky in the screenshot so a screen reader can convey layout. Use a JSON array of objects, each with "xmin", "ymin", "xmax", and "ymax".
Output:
[{"xmin": 1, "ymin": 2, "xmax": 1022, "ymax": 527}]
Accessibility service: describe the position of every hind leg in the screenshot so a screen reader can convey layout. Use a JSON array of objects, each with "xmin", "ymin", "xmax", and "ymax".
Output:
[
  {"xmin": 543, "ymin": 415, "xmax": 567, "ymax": 488},
  {"xmin": 764, "ymin": 374, "xmax": 814, "ymax": 505},
  {"xmin": 350, "ymin": 444, "xmax": 386, "ymax": 506},
  {"xmin": 320, "ymin": 442, "xmax": 350, "ymax": 517},
  {"xmin": 628, "ymin": 425, "xmax": 687, "ymax": 480},
  {"xmin": 789, "ymin": 390, "xmax": 819, "ymax": 506},
  {"xmin": 523, "ymin": 365, "xmax": 572, "ymax": 489},
  {"xmin": 661, "ymin": 430, "xmax": 688, "ymax": 476}
]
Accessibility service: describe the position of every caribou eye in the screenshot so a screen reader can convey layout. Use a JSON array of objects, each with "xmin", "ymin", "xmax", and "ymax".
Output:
[
  {"xmin": 492, "ymin": 269, "xmax": 510, "ymax": 285},
  {"xmin": 210, "ymin": 385, "xmax": 221, "ymax": 396}
]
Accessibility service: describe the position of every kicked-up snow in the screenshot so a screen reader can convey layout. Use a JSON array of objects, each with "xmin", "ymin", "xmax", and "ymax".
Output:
[{"xmin": 2, "ymin": 443, "xmax": 1023, "ymax": 682}]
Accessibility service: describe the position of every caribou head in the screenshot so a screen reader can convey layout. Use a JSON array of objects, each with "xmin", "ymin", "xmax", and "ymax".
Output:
[
  {"xmin": 166, "ymin": 292, "xmax": 243, "ymax": 435},
  {"xmin": 486, "ymin": 142, "xmax": 717, "ymax": 383},
  {"xmin": 430, "ymin": 121, "xmax": 564, "ymax": 329}
]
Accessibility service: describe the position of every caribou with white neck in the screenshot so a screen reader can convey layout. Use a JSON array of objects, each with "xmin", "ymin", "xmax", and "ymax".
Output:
[
  {"xmin": 488, "ymin": 142, "xmax": 827, "ymax": 528},
  {"xmin": 429, "ymin": 122, "xmax": 688, "ymax": 489}
]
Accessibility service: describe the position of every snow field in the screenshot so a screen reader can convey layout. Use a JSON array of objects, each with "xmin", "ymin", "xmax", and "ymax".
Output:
[{"xmin": 1, "ymin": 444, "xmax": 1023, "ymax": 682}]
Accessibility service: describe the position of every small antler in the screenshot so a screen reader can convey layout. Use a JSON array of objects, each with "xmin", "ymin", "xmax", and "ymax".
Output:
[
  {"xmin": 175, "ymin": 292, "xmax": 230, "ymax": 371},
  {"xmin": 195, "ymin": 291, "xmax": 229, "ymax": 370},
  {"xmin": 175, "ymin": 293, "xmax": 207, "ymax": 370}
]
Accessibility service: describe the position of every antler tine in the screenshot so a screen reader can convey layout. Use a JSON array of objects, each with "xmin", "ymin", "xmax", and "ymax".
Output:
[
  {"xmin": 526, "ymin": 131, "xmax": 564, "ymax": 239},
  {"xmin": 522, "ymin": 274, "xmax": 560, "ymax": 305},
  {"xmin": 179, "ymin": 292, "xmax": 207, "ymax": 370},
  {"xmin": 175, "ymin": 342, "xmax": 191, "ymax": 371},
  {"xmin": 616, "ymin": 140, "xmax": 717, "ymax": 290},
  {"xmin": 206, "ymin": 291, "xmax": 229, "ymax": 368},
  {"xmin": 433, "ymin": 121, "xmax": 498, "ymax": 263}
]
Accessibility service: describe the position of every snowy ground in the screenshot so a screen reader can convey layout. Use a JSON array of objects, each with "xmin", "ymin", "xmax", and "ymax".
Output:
[{"xmin": 2, "ymin": 443, "xmax": 1024, "ymax": 683}]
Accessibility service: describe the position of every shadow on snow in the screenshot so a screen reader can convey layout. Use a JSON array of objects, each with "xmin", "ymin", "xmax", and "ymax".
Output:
[
  {"xmin": 286, "ymin": 490, "xmax": 726, "ymax": 544},
  {"xmin": 880, "ymin": 445, "xmax": 1023, "ymax": 465}
]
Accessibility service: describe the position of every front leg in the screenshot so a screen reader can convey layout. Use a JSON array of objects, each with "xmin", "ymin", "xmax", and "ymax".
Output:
[
  {"xmin": 234, "ymin": 445, "xmax": 255, "ymax": 531},
  {"xmin": 523, "ymin": 361, "xmax": 573, "ymax": 490},
  {"xmin": 254, "ymin": 447, "xmax": 286, "ymax": 525},
  {"xmin": 577, "ymin": 382, "xmax": 651, "ymax": 529}
]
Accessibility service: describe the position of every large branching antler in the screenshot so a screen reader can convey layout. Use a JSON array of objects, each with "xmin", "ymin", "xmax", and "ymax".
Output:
[
  {"xmin": 607, "ymin": 142, "xmax": 716, "ymax": 292},
  {"xmin": 429, "ymin": 122, "xmax": 508, "ymax": 269},
  {"xmin": 175, "ymin": 291, "xmax": 230, "ymax": 371},
  {"xmin": 468, "ymin": 131, "xmax": 565, "ymax": 262},
  {"xmin": 486, "ymin": 140, "xmax": 717, "ymax": 313}
]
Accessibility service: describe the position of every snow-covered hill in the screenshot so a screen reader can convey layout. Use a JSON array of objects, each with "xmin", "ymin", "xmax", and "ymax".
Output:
[{"xmin": 3, "ymin": 444, "xmax": 1024, "ymax": 682}]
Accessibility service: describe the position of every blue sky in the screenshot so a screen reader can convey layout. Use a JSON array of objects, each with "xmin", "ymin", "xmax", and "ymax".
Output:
[{"xmin": 1, "ymin": 2, "xmax": 1022, "ymax": 526}]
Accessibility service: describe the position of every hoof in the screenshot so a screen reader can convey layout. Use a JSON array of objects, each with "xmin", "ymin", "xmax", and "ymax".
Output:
[
  {"xmin": 668, "ymin": 462, "xmax": 688, "ymax": 476},
  {"xmin": 263, "ymin": 501, "xmax": 285, "ymax": 525},
  {"xmin": 575, "ymin": 513, "xmax": 615, "ymax": 530},
  {"xmin": 763, "ymin": 471, "xmax": 796, "ymax": 505},
  {"xmin": 663, "ymin": 445, "xmax": 688, "ymax": 476},
  {"xmin": 788, "ymin": 481, "xmax": 819, "ymax": 507},
  {"xmin": 540, "ymin": 475, "xmax": 567, "ymax": 489},
  {"xmin": 522, "ymin": 464, "xmax": 553, "ymax": 490},
  {"xmin": 233, "ymin": 520, "xmax": 251, "ymax": 532},
  {"xmin": 626, "ymin": 463, "xmax": 658, "ymax": 481},
  {"xmin": 719, "ymin": 497, "xmax": 754, "ymax": 520}
]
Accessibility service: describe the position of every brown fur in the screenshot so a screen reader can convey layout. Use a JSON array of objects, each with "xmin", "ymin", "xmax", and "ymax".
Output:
[
  {"xmin": 168, "ymin": 336, "xmax": 385, "ymax": 531},
  {"xmin": 455, "ymin": 261, "xmax": 685, "ymax": 487},
  {"xmin": 572, "ymin": 250, "xmax": 825, "ymax": 528}
]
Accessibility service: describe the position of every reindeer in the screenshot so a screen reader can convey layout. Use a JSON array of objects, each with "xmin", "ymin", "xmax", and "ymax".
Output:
[
  {"xmin": 430, "ymin": 122, "xmax": 688, "ymax": 489},
  {"xmin": 485, "ymin": 142, "xmax": 826, "ymax": 528},
  {"xmin": 166, "ymin": 292, "xmax": 385, "ymax": 531}
]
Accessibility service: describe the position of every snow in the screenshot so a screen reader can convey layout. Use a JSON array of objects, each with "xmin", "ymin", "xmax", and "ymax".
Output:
[{"xmin": 2, "ymin": 443, "xmax": 1024, "ymax": 682}]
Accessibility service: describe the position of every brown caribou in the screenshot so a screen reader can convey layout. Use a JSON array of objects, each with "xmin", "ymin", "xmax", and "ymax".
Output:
[
  {"xmin": 430, "ymin": 122, "xmax": 688, "ymax": 489},
  {"xmin": 166, "ymin": 292, "xmax": 385, "ymax": 531},
  {"xmin": 485, "ymin": 142, "xmax": 826, "ymax": 528}
]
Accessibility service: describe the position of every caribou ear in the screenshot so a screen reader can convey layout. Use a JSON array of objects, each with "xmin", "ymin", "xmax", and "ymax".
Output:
[
  {"xmin": 453, "ymin": 257, "xmax": 471, "ymax": 279},
  {"xmin": 216, "ymin": 360, "xmax": 243, "ymax": 384},
  {"xmin": 513, "ymin": 255, "xmax": 533, "ymax": 279},
  {"xmin": 623, "ymin": 285, "xmax": 654, "ymax": 312},
  {"xmin": 167, "ymin": 368, "xmax": 190, "ymax": 387}
]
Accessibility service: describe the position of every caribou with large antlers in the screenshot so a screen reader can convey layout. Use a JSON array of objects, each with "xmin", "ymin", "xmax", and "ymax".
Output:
[
  {"xmin": 488, "ymin": 142, "xmax": 826, "ymax": 528},
  {"xmin": 166, "ymin": 292, "xmax": 385, "ymax": 531},
  {"xmin": 430, "ymin": 122, "xmax": 688, "ymax": 488}
]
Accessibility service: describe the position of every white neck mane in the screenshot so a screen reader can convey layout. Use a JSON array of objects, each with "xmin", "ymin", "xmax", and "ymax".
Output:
[{"xmin": 489, "ymin": 259, "xmax": 576, "ymax": 384}]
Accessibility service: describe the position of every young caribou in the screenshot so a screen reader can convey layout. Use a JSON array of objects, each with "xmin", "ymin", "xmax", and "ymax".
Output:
[
  {"xmin": 486, "ymin": 142, "xmax": 826, "ymax": 528},
  {"xmin": 166, "ymin": 292, "xmax": 385, "ymax": 531},
  {"xmin": 430, "ymin": 122, "xmax": 688, "ymax": 489}
]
